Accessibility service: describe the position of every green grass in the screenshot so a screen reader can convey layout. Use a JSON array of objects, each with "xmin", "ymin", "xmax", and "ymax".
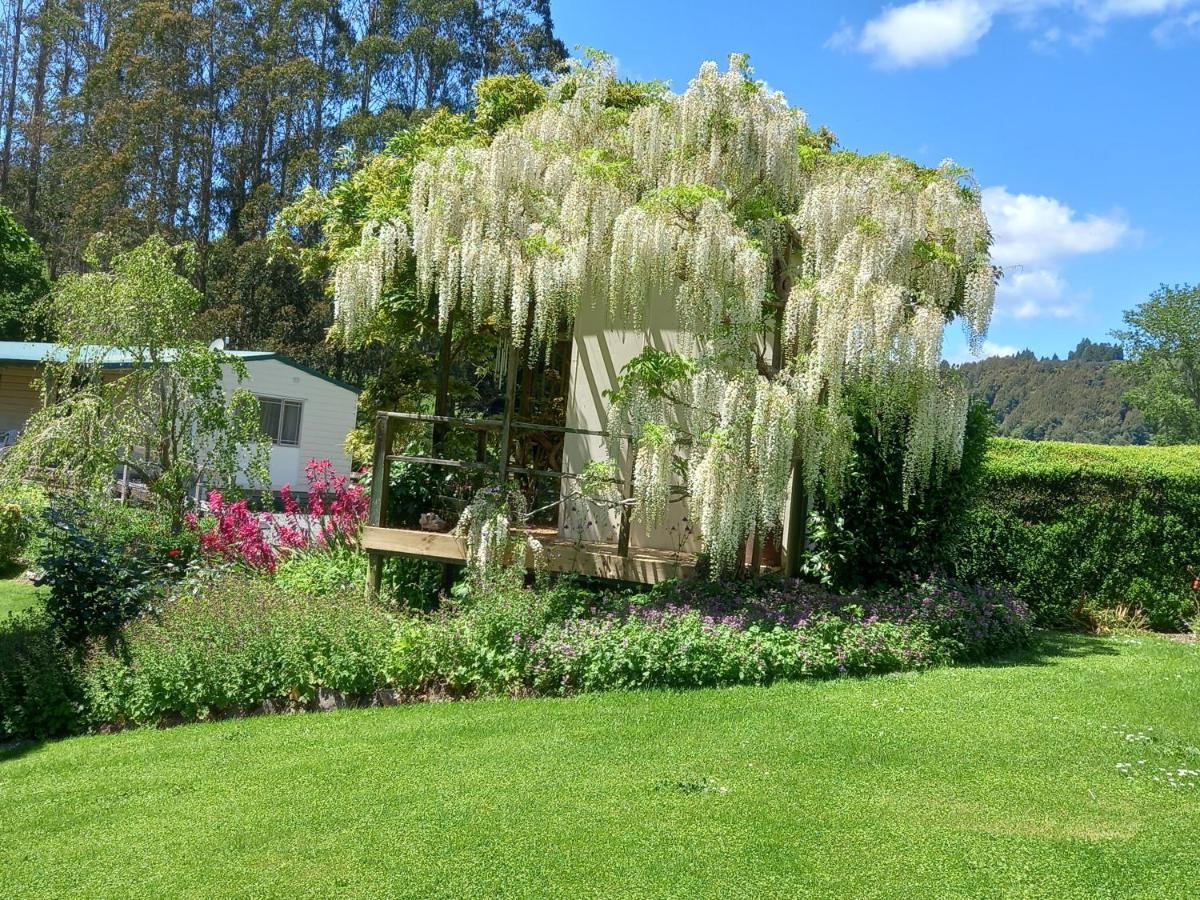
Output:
[
  {"xmin": 0, "ymin": 572, "xmax": 37, "ymax": 617},
  {"xmin": 1, "ymin": 632, "xmax": 1197, "ymax": 898}
]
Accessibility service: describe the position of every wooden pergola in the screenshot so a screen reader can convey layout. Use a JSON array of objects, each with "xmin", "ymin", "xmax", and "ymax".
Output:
[
  {"xmin": 363, "ymin": 307, "xmax": 810, "ymax": 591},
  {"xmin": 362, "ymin": 409, "xmax": 699, "ymax": 592}
]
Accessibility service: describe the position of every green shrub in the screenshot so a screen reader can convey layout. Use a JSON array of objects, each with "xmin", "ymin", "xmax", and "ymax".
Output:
[
  {"xmin": 0, "ymin": 482, "xmax": 47, "ymax": 567},
  {"xmin": 82, "ymin": 575, "xmax": 395, "ymax": 728},
  {"xmin": 389, "ymin": 575, "xmax": 1031, "ymax": 698},
  {"xmin": 805, "ymin": 396, "xmax": 991, "ymax": 589},
  {"xmin": 958, "ymin": 439, "xmax": 1200, "ymax": 630},
  {"xmin": 0, "ymin": 608, "xmax": 83, "ymax": 740},
  {"xmin": 0, "ymin": 503, "xmax": 25, "ymax": 568},
  {"xmin": 36, "ymin": 501, "xmax": 195, "ymax": 645},
  {"xmin": 275, "ymin": 544, "xmax": 442, "ymax": 609}
]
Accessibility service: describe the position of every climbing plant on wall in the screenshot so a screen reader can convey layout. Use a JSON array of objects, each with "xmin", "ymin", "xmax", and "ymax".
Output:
[{"xmin": 331, "ymin": 52, "xmax": 997, "ymax": 575}]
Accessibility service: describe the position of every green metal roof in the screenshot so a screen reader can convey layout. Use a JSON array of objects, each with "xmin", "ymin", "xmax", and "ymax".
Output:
[{"xmin": 0, "ymin": 342, "xmax": 360, "ymax": 394}]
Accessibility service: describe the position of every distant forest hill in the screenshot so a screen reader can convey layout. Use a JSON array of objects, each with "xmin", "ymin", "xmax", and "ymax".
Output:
[{"xmin": 956, "ymin": 339, "xmax": 1151, "ymax": 445}]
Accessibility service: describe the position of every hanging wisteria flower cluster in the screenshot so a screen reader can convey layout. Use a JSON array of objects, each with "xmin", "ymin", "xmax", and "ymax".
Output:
[
  {"xmin": 335, "ymin": 53, "xmax": 996, "ymax": 575},
  {"xmin": 333, "ymin": 219, "xmax": 409, "ymax": 337},
  {"xmin": 454, "ymin": 486, "xmax": 533, "ymax": 585}
]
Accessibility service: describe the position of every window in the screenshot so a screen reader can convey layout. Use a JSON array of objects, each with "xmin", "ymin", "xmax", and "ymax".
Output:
[{"xmin": 258, "ymin": 396, "xmax": 303, "ymax": 446}]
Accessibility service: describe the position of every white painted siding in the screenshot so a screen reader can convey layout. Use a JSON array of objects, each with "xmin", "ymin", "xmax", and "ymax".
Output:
[{"xmin": 223, "ymin": 357, "xmax": 357, "ymax": 491}]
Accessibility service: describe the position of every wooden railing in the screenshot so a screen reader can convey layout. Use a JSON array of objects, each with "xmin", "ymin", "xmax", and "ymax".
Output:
[{"xmin": 365, "ymin": 410, "xmax": 640, "ymax": 591}]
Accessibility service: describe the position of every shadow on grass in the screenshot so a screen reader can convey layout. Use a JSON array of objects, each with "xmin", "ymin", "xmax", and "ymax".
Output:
[
  {"xmin": 0, "ymin": 737, "xmax": 47, "ymax": 763},
  {"xmin": 0, "ymin": 609, "xmax": 84, "ymax": 763},
  {"xmin": 978, "ymin": 629, "xmax": 1120, "ymax": 670}
]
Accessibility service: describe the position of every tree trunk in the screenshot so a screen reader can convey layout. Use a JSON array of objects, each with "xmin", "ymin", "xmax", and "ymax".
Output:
[
  {"xmin": 24, "ymin": 13, "xmax": 49, "ymax": 219},
  {"xmin": 0, "ymin": 0, "xmax": 24, "ymax": 194}
]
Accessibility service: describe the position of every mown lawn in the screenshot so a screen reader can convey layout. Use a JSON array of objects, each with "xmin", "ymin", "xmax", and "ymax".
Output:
[
  {"xmin": 0, "ymin": 572, "xmax": 37, "ymax": 618},
  {"xmin": 1, "ymin": 632, "xmax": 1196, "ymax": 899}
]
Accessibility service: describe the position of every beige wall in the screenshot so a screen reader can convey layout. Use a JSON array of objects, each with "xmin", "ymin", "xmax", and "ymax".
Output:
[
  {"xmin": 558, "ymin": 298, "xmax": 804, "ymax": 565},
  {"xmin": 224, "ymin": 357, "xmax": 356, "ymax": 490},
  {"xmin": 559, "ymin": 292, "xmax": 699, "ymax": 553},
  {"xmin": 0, "ymin": 366, "xmax": 41, "ymax": 435}
]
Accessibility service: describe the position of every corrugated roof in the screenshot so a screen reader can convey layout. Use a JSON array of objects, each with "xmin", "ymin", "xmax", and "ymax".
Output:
[{"xmin": 0, "ymin": 342, "xmax": 359, "ymax": 394}]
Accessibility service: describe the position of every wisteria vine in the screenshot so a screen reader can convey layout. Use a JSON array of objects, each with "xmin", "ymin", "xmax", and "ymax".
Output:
[{"xmin": 333, "ymin": 54, "xmax": 997, "ymax": 575}]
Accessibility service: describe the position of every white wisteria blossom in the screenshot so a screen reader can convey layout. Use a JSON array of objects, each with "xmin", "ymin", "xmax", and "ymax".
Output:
[
  {"xmin": 332, "ymin": 219, "xmax": 409, "ymax": 337},
  {"xmin": 336, "ymin": 53, "xmax": 996, "ymax": 575}
]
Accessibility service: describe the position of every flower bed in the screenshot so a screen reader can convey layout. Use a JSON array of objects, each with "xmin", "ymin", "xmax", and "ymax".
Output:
[
  {"xmin": 391, "ymin": 576, "xmax": 1032, "ymax": 698},
  {"xmin": 71, "ymin": 572, "xmax": 1033, "ymax": 732}
]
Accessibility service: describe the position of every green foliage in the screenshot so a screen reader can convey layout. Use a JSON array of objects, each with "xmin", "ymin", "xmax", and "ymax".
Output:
[
  {"xmin": 274, "ymin": 544, "xmax": 368, "ymax": 599},
  {"xmin": 36, "ymin": 501, "xmax": 194, "ymax": 646},
  {"xmin": 0, "ymin": 608, "xmax": 84, "ymax": 741},
  {"xmin": 957, "ymin": 439, "xmax": 1200, "ymax": 629},
  {"xmin": 0, "ymin": 503, "xmax": 28, "ymax": 569},
  {"xmin": 605, "ymin": 347, "xmax": 696, "ymax": 410},
  {"xmin": 1114, "ymin": 283, "xmax": 1200, "ymax": 444},
  {"xmin": 82, "ymin": 575, "xmax": 395, "ymax": 728},
  {"xmin": 274, "ymin": 544, "xmax": 442, "ymax": 610},
  {"xmin": 958, "ymin": 349, "xmax": 1148, "ymax": 444},
  {"xmin": 0, "ymin": 483, "xmax": 48, "ymax": 565},
  {"xmin": 0, "ymin": 203, "xmax": 49, "ymax": 340},
  {"xmin": 196, "ymin": 236, "xmax": 336, "ymax": 374},
  {"xmin": 1, "ymin": 236, "xmax": 270, "ymax": 526},
  {"xmin": 390, "ymin": 574, "xmax": 1030, "ymax": 698},
  {"xmin": 1068, "ymin": 338, "xmax": 1123, "ymax": 362},
  {"xmin": 473, "ymin": 75, "xmax": 549, "ymax": 135},
  {"xmin": 805, "ymin": 394, "xmax": 992, "ymax": 589}
]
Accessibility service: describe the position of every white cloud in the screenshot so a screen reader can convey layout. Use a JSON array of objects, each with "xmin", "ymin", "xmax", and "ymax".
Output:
[
  {"xmin": 832, "ymin": 0, "xmax": 1199, "ymax": 65},
  {"xmin": 1152, "ymin": 9, "xmax": 1200, "ymax": 41},
  {"xmin": 1086, "ymin": 0, "xmax": 1195, "ymax": 21},
  {"xmin": 983, "ymin": 186, "xmax": 1132, "ymax": 319},
  {"xmin": 996, "ymin": 269, "xmax": 1072, "ymax": 319},
  {"xmin": 855, "ymin": 1, "xmax": 993, "ymax": 68},
  {"xmin": 982, "ymin": 186, "xmax": 1129, "ymax": 268},
  {"xmin": 946, "ymin": 339, "xmax": 1020, "ymax": 363}
]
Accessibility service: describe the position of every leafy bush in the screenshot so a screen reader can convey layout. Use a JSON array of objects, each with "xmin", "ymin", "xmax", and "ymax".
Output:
[
  {"xmin": 35, "ymin": 501, "xmax": 193, "ymax": 645},
  {"xmin": 805, "ymin": 396, "xmax": 992, "ymax": 590},
  {"xmin": 82, "ymin": 575, "xmax": 395, "ymax": 728},
  {"xmin": 387, "ymin": 458, "xmax": 444, "ymax": 528},
  {"xmin": 0, "ymin": 608, "xmax": 83, "ymax": 740},
  {"xmin": 274, "ymin": 544, "xmax": 442, "ymax": 609},
  {"xmin": 390, "ymin": 575, "xmax": 1032, "ymax": 698},
  {"xmin": 0, "ymin": 482, "xmax": 47, "ymax": 567},
  {"xmin": 958, "ymin": 439, "xmax": 1200, "ymax": 629},
  {"xmin": 0, "ymin": 502, "xmax": 25, "ymax": 568}
]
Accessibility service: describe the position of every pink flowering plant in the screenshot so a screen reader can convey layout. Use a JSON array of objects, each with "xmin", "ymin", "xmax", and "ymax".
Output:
[{"xmin": 187, "ymin": 459, "xmax": 368, "ymax": 573}]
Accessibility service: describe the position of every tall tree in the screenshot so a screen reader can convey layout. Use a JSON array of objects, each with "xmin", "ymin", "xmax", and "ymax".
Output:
[
  {"xmin": 0, "ymin": 200, "xmax": 49, "ymax": 337},
  {"xmin": 1115, "ymin": 283, "xmax": 1200, "ymax": 444}
]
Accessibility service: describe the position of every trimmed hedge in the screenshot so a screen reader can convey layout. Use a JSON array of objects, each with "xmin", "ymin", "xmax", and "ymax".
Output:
[{"xmin": 958, "ymin": 439, "xmax": 1200, "ymax": 630}]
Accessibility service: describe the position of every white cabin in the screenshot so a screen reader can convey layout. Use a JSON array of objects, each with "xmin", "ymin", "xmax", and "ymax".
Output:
[{"xmin": 0, "ymin": 342, "xmax": 359, "ymax": 491}]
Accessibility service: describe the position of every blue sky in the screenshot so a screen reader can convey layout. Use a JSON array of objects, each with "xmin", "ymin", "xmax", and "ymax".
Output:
[{"xmin": 553, "ymin": 0, "xmax": 1200, "ymax": 361}]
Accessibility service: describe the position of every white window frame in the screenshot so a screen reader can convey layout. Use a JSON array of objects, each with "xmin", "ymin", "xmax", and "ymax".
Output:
[{"xmin": 257, "ymin": 395, "xmax": 303, "ymax": 447}]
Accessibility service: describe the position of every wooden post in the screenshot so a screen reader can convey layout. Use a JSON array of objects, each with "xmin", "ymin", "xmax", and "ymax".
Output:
[
  {"xmin": 783, "ymin": 453, "xmax": 808, "ymax": 578},
  {"xmin": 497, "ymin": 340, "xmax": 519, "ymax": 483},
  {"xmin": 749, "ymin": 521, "xmax": 763, "ymax": 578},
  {"xmin": 617, "ymin": 439, "xmax": 637, "ymax": 557},
  {"xmin": 366, "ymin": 412, "xmax": 395, "ymax": 597}
]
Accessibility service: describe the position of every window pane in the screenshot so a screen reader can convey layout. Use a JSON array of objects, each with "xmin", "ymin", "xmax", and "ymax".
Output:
[
  {"xmin": 259, "ymin": 397, "xmax": 281, "ymax": 442},
  {"xmin": 280, "ymin": 401, "xmax": 302, "ymax": 446}
]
